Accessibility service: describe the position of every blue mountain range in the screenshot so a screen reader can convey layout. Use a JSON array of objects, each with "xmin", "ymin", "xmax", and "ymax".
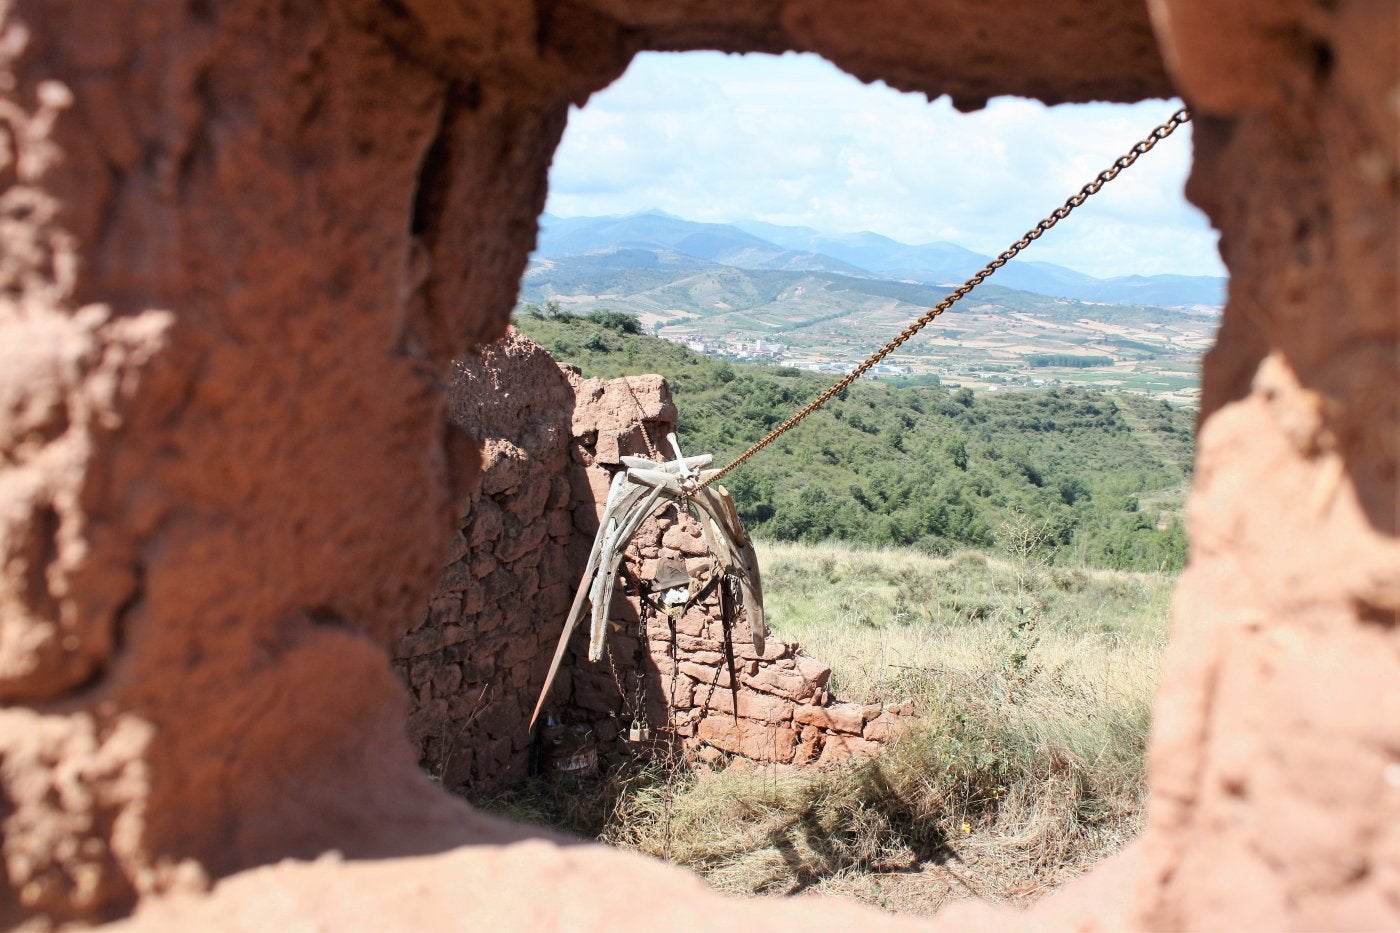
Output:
[{"xmin": 535, "ymin": 210, "xmax": 1225, "ymax": 309}]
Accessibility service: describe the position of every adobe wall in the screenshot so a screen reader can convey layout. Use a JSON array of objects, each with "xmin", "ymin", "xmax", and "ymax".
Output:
[
  {"xmin": 1131, "ymin": 3, "xmax": 1398, "ymax": 927},
  {"xmin": 0, "ymin": 0, "xmax": 1394, "ymax": 929},
  {"xmin": 399, "ymin": 329, "xmax": 913, "ymax": 791}
]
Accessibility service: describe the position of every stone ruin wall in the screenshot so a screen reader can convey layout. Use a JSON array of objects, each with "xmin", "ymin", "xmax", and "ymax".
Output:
[
  {"xmin": 393, "ymin": 333, "xmax": 578, "ymax": 790},
  {"xmin": 396, "ymin": 330, "xmax": 913, "ymax": 791},
  {"xmin": 0, "ymin": 0, "xmax": 1395, "ymax": 929}
]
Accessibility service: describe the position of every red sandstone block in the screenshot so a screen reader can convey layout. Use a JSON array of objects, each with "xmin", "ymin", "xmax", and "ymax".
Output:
[
  {"xmin": 443, "ymin": 530, "xmax": 469, "ymax": 565},
  {"xmin": 572, "ymin": 671, "xmax": 624, "ymax": 713},
  {"xmin": 431, "ymin": 663, "xmax": 463, "ymax": 697},
  {"xmin": 462, "ymin": 581, "xmax": 485, "ymax": 615},
  {"xmin": 448, "ymin": 688, "xmax": 490, "ymax": 720},
  {"xmin": 428, "ymin": 594, "xmax": 461, "ymax": 628},
  {"xmin": 438, "ymin": 560, "xmax": 474, "ymax": 594},
  {"xmin": 818, "ymin": 733, "xmax": 882, "ymax": 764},
  {"xmin": 740, "ymin": 665, "xmax": 821, "ymax": 702},
  {"xmin": 406, "ymin": 698, "xmax": 448, "ymax": 741},
  {"xmin": 666, "ymin": 632, "xmax": 723, "ymax": 654},
  {"xmin": 397, "ymin": 624, "xmax": 468, "ymax": 659},
  {"xmin": 509, "ymin": 478, "xmax": 551, "ymax": 524},
  {"xmin": 479, "ymin": 733, "xmax": 514, "ymax": 777},
  {"xmin": 496, "ymin": 523, "xmax": 545, "ymax": 563},
  {"xmin": 674, "ymin": 609, "xmax": 709, "ymax": 638},
  {"xmin": 696, "ymin": 715, "xmax": 798, "ymax": 763},
  {"xmin": 795, "ymin": 724, "xmax": 824, "ymax": 765},
  {"xmin": 697, "ymin": 688, "xmax": 793, "ymax": 723},
  {"xmin": 794, "ymin": 655, "xmax": 832, "ymax": 688},
  {"xmin": 497, "ymin": 633, "xmax": 537, "ymax": 668},
  {"xmin": 592, "ymin": 717, "xmax": 621, "ymax": 743},
  {"xmin": 572, "ymin": 504, "xmax": 597, "ymax": 534},
  {"xmin": 863, "ymin": 713, "xmax": 913, "ymax": 743},
  {"xmin": 548, "ymin": 475, "xmax": 573, "ymax": 510},
  {"xmin": 480, "ymin": 442, "xmax": 526, "ymax": 496},
  {"xmin": 468, "ymin": 500, "xmax": 504, "ymax": 546},
  {"xmin": 409, "ymin": 657, "xmax": 435, "ymax": 687},
  {"xmin": 733, "ymin": 638, "xmax": 790, "ymax": 661},
  {"xmin": 537, "ymin": 581, "xmax": 569, "ymax": 611},
  {"xmin": 662, "ymin": 524, "xmax": 709, "ymax": 556},
  {"xmin": 793, "ymin": 702, "xmax": 872, "ymax": 735},
  {"xmin": 581, "ymin": 466, "xmax": 613, "ymax": 510},
  {"xmin": 548, "ymin": 508, "xmax": 574, "ymax": 540},
  {"xmin": 679, "ymin": 660, "xmax": 732, "ymax": 688},
  {"xmin": 658, "ymin": 676, "xmax": 695, "ymax": 708},
  {"xmin": 516, "ymin": 570, "xmax": 540, "ymax": 602}
]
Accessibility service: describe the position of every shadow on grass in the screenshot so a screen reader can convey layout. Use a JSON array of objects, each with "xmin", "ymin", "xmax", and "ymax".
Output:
[{"xmin": 757, "ymin": 760, "xmax": 965, "ymax": 895}]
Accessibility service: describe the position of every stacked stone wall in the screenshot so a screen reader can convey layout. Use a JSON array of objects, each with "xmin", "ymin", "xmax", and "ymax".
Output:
[
  {"xmin": 392, "ymin": 333, "xmax": 579, "ymax": 789},
  {"xmin": 558, "ymin": 479, "xmax": 917, "ymax": 770},
  {"xmin": 398, "ymin": 331, "xmax": 913, "ymax": 790}
]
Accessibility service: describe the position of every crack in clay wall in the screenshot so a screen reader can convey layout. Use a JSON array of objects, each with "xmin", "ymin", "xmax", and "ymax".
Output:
[{"xmin": 0, "ymin": 0, "xmax": 1395, "ymax": 928}]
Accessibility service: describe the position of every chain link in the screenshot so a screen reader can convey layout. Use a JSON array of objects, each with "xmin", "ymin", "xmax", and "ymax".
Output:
[
  {"xmin": 618, "ymin": 375, "xmax": 663, "ymax": 461},
  {"xmin": 697, "ymin": 107, "xmax": 1191, "ymax": 491}
]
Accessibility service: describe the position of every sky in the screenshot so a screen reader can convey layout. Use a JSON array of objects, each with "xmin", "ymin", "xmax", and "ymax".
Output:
[{"xmin": 545, "ymin": 51, "xmax": 1226, "ymax": 280}]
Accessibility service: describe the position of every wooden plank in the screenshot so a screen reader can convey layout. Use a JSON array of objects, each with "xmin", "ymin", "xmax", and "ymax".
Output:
[{"xmin": 529, "ymin": 471, "xmax": 628, "ymax": 730}]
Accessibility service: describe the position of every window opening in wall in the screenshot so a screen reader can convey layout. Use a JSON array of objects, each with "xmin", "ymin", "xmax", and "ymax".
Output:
[{"xmin": 476, "ymin": 50, "xmax": 1219, "ymax": 913}]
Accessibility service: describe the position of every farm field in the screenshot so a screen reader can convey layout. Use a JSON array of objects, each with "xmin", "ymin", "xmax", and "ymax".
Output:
[
  {"xmin": 520, "ymin": 212, "xmax": 1220, "ymax": 406},
  {"xmin": 522, "ymin": 245, "xmax": 1219, "ymax": 406}
]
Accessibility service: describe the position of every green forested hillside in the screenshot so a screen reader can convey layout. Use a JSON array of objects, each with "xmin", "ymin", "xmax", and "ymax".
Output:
[{"xmin": 515, "ymin": 311, "xmax": 1194, "ymax": 571}]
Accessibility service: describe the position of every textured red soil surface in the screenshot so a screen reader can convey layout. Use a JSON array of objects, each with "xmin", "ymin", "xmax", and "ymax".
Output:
[{"xmin": 0, "ymin": 0, "xmax": 1395, "ymax": 928}]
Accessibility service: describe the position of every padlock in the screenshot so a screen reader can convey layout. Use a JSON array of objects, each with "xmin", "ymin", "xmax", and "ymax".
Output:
[{"xmin": 627, "ymin": 722, "xmax": 651, "ymax": 743}]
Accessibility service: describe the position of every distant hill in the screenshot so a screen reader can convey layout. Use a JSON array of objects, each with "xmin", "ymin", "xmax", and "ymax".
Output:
[
  {"xmin": 537, "ymin": 211, "xmax": 1226, "ymax": 309},
  {"xmin": 520, "ymin": 249, "xmax": 1209, "ymax": 334},
  {"xmin": 514, "ymin": 311, "xmax": 1193, "ymax": 572},
  {"xmin": 537, "ymin": 211, "xmax": 869, "ymax": 276},
  {"xmin": 732, "ymin": 216, "xmax": 1227, "ymax": 307},
  {"xmin": 523, "ymin": 253, "xmax": 961, "ymax": 320}
]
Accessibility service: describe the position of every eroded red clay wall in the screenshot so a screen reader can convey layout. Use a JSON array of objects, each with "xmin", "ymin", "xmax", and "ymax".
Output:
[
  {"xmin": 0, "ymin": 0, "xmax": 1395, "ymax": 928},
  {"xmin": 1132, "ymin": 2, "xmax": 1399, "ymax": 926}
]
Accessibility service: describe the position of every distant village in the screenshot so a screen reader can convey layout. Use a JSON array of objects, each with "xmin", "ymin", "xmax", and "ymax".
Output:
[
  {"xmin": 653, "ymin": 328, "xmax": 1205, "ymax": 401},
  {"xmin": 659, "ymin": 332, "xmax": 913, "ymax": 377},
  {"xmin": 634, "ymin": 316, "xmax": 1200, "ymax": 406}
]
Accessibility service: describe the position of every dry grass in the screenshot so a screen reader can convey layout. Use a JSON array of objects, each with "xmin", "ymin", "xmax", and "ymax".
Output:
[{"xmin": 477, "ymin": 538, "xmax": 1174, "ymax": 915}]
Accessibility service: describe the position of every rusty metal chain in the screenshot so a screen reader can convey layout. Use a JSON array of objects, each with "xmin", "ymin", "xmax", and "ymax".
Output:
[
  {"xmin": 618, "ymin": 375, "xmax": 663, "ymax": 461},
  {"xmin": 697, "ymin": 107, "xmax": 1192, "ymax": 491}
]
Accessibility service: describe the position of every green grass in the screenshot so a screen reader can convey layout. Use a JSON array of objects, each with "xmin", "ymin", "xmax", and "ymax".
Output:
[
  {"xmin": 475, "ymin": 537, "xmax": 1173, "ymax": 915},
  {"xmin": 756, "ymin": 539, "xmax": 1171, "ymax": 701}
]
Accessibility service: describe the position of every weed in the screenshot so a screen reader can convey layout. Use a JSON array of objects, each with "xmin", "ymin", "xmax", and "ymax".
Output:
[{"xmin": 471, "ymin": 538, "xmax": 1173, "ymax": 915}]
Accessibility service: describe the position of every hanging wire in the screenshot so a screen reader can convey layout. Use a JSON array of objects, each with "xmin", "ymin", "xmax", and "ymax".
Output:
[{"xmin": 697, "ymin": 107, "xmax": 1192, "ymax": 491}]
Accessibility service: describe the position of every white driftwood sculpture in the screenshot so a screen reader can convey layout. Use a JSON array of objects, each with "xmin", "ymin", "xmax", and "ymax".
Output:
[{"xmin": 529, "ymin": 434, "xmax": 765, "ymax": 731}]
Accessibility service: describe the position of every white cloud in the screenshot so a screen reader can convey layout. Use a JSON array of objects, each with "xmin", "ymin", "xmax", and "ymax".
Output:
[{"xmin": 546, "ymin": 51, "xmax": 1225, "ymax": 279}]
